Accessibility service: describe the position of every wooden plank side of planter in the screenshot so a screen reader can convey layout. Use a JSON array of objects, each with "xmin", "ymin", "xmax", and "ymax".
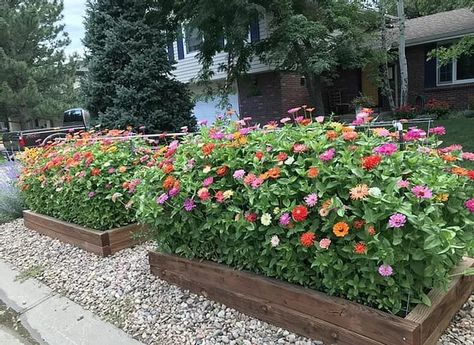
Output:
[
  {"xmin": 406, "ymin": 258, "xmax": 474, "ymax": 345},
  {"xmin": 23, "ymin": 211, "xmax": 105, "ymax": 246},
  {"xmin": 107, "ymin": 224, "xmax": 144, "ymax": 254},
  {"xmin": 149, "ymin": 252, "xmax": 421, "ymax": 345}
]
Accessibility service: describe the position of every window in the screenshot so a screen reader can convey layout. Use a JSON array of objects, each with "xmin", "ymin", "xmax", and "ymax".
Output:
[
  {"xmin": 184, "ymin": 26, "xmax": 202, "ymax": 55},
  {"xmin": 437, "ymin": 43, "xmax": 474, "ymax": 85}
]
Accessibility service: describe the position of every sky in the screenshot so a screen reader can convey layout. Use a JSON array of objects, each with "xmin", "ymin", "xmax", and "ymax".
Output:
[{"xmin": 62, "ymin": 0, "xmax": 87, "ymax": 57}]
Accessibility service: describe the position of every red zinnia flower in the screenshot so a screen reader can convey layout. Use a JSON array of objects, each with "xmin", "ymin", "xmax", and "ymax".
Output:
[
  {"xmin": 300, "ymin": 232, "xmax": 316, "ymax": 247},
  {"xmin": 276, "ymin": 152, "xmax": 288, "ymax": 161},
  {"xmin": 353, "ymin": 219, "xmax": 365, "ymax": 230},
  {"xmin": 468, "ymin": 170, "xmax": 474, "ymax": 180},
  {"xmin": 162, "ymin": 164, "xmax": 174, "ymax": 174},
  {"xmin": 368, "ymin": 226, "xmax": 376, "ymax": 236},
  {"xmin": 362, "ymin": 155, "xmax": 382, "ymax": 170},
  {"xmin": 292, "ymin": 205, "xmax": 309, "ymax": 222},
  {"xmin": 91, "ymin": 168, "xmax": 101, "ymax": 176},
  {"xmin": 202, "ymin": 143, "xmax": 215, "ymax": 156},
  {"xmin": 255, "ymin": 151, "xmax": 264, "ymax": 161},
  {"xmin": 216, "ymin": 166, "xmax": 229, "ymax": 177},
  {"xmin": 354, "ymin": 242, "xmax": 367, "ymax": 254},
  {"xmin": 245, "ymin": 212, "xmax": 257, "ymax": 222}
]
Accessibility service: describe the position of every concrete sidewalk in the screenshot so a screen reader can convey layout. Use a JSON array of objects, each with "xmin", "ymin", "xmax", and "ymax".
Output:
[{"xmin": 0, "ymin": 259, "xmax": 144, "ymax": 345}]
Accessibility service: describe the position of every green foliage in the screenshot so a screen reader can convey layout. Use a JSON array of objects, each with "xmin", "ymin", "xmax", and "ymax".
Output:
[
  {"xmin": 385, "ymin": 0, "xmax": 474, "ymax": 18},
  {"xmin": 18, "ymin": 131, "xmax": 157, "ymax": 230},
  {"xmin": 82, "ymin": 0, "xmax": 196, "ymax": 133},
  {"xmin": 133, "ymin": 115, "xmax": 474, "ymax": 314},
  {"xmin": 429, "ymin": 36, "xmax": 474, "ymax": 66},
  {"xmin": 0, "ymin": 0, "xmax": 78, "ymax": 126}
]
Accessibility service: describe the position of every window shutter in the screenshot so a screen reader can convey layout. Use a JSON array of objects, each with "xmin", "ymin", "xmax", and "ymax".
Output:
[
  {"xmin": 177, "ymin": 28, "xmax": 185, "ymax": 60},
  {"xmin": 250, "ymin": 17, "xmax": 260, "ymax": 43},
  {"xmin": 167, "ymin": 42, "xmax": 175, "ymax": 62},
  {"xmin": 424, "ymin": 44, "xmax": 437, "ymax": 88}
]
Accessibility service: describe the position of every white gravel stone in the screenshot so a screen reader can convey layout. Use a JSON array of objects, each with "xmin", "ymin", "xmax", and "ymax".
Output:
[{"xmin": 0, "ymin": 219, "xmax": 472, "ymax": 345}]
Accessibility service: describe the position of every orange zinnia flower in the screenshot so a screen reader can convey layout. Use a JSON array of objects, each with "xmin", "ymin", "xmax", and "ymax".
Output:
[
  {"xmin": 267, "ymin": 167, "xmax": 281, "ymax": 179},
  {"xmin": 451, "ymin": 167, "xmax": 468, "ymax": 176},
  {"xmin": 91, "ymin": 168, "xmax": 101, "ymax": 176},
  {"xmin": 300, "ymin": 232, "xmax": 316, "ymax": 247},
  {"xmin": 163, "ymin": 176, "xmax": 177, "ymax": 190},
  {"xmin": 259, "ymin": 172, "xmax": 269, "ymax": 180},
  {"xmin": 354, "ymin": 242, "xmax": 367, "ymax": 254},
  {"xmin": 216, "ymin": 166, "xmax": 229, "ymax": 177},
  {"xmin": 118, "ymin": 166, "xmax": 127, "ymax": 173},
  {"xmin": 162, "ymin": 164, "xmax": 174, "ymax": 174},
  {"xmin": 350, "ymin": 184, "xmax": 369, "ymax": 200},
  {"xmin": 333, "ymin": 222, "xmax": 349, "ymax": 237},
  {"xmin": 442, "ymin": 154, "xmax": 457, "ymax": 162},
  {"xmin": 202, "ymin": 143, "xmax": 215, "ymax": 156},
  {"xmin": 326, "ymin": 130, "xmax": 338, "ymax": 140},
  {"xmin": 307, "ymin": 167, "xmax": 319, "ymax": 178}
]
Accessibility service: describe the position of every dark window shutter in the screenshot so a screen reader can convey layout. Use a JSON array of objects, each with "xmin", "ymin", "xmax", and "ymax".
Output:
[
  {"xmin": 167, "ymin": 42, "xmax": 175, "ymax": 62},
  {"xmin": 217, "ymin": 35, "xmax": 225, "ymax": 50},
  {"xmin": 177, "ymin": 29, "xmax": 185, "ymax": 60},
  {"xmin": 424, "ymin": 44, "xmax": 437, "ymax": 88},
  {"xmin": 250, "ymin": 17, "xmax": 260, "ymax": 43}
]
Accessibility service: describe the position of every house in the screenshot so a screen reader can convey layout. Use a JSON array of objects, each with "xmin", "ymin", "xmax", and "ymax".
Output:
[{"xmin": 169, "ymin": 8, "xmax": 474, "ymax": 122}]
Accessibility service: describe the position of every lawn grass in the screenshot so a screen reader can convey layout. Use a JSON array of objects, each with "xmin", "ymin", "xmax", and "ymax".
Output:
[{"xmin": 436, "ymin": 116, "xmax": 474, "ymax": 168}]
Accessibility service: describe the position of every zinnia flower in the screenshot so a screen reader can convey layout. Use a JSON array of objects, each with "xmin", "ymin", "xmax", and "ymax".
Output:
[
  {"xmin": 261, "ymin": 213, "xmax": 272, "ymax": 226},
  {"xmin": 183, "ymin": 198, "xmax": 196, "ymax": 211},
  {"xmin": 388, "ymin": 213, "xmax": 406, "ymax": 228},
  {"xmin": 300, "ymin": 232, "xmax": 316, "ymax": 247},
  {"xmin": 215, "ymin": 191, "xmax": 225, "ymax": 203},
  {"xmin": 251, "ymin": 178, "xmax": 264, "ymax": 189},
  {"xmin": 156, "ymin": 193, "xmax": 168, "ymax": 204},
  {"xmin": 197, "ymin": 188, "xmax": 210, "ymax": 201},
  {"xmin": 169, "ymin": 186, "xmax": 180, "ymax": 197},
  {"xmin": 465, "ymin": 199, "xmax": 474, "ymax": 213},
  {"xmin": 378, "ymin": 264, "xmax": 393, "ymax": 277},
  {"xmin": 372, "ymin": 128, "xmax": 390, "ymax": 137},
  {"xmin": 350, "ymin": 184, "xmax": 369, "ymax": 200},
  {"xmin": 88, "ymin": 191, "xmax": 95, "ymax": 198},
  {"xmin": 304, "ymin": 193, "xmax": 318, "ymax": 207},
  {"xmin": 216, "ymin": 166, "xmax": 229, "ymax": 177},
  {"xmin": 223, "ymin": 190, "xmax": 234, "ymax": 200},
  {"xmin": 279, "ymin": 213, "xmax": 291, "ymax": 226},
  {"xmin": 276, "ymin": 152, "xmax": 288, "ymax": 161},
  {"xmin": 333, "ymin": 222, "xmax": 349, "ymax": 237},
  {"xmin": 462, "ymin": 152, "xmax": 474, "ymax": 161},
  {"xmin": 292, "ymin": 205, "xmax": 309, "ymax": 222},
  {"xmin": 293, "ymin": 143, "xmax": 308, "ymax": 153},
  {"xmin": 255, "ymin": 151, "xmax": 264, "ymax": 161},
  {"xmin": 397, "ymin": 180, "xmax": 410, "ymax": 188},
  {"xmin": 411, "ymin": 185, "xmax": 432, "ymax": 199},
  {"xmin": 368, "ymin": 226, "xmax": 376, "ymax": 236},
  {"xmin": 429, "ymin": 126, "xmax": 446, "ymax": 135},
  {"xmin": 319, "ymin": 148, "xmax": 335, "ymax": 162},
  {"xmin": 404, "ymin": 127, "xmax": 426, "ymax": 141},
  {"xmin": 353, "ymin": 219, "xmax": 365, "ymax": 230},
  {"xmin": 288, "ymin": 107, "xmax": 301, "ymax": 114},
  {"xmin": 362, "ymin": 155, "xmax": 381, "ymax": 170},
  {"xmin": 342, "ymin": 131, "xmax": 358, "ymax": 141},
  {"xmin": 373, "ymin": 143, "xmax": 397, "ymax": 156},
  {"xmin": 270, "ymin": 235, "xmax": 280, "ymax": 247},
  {"xmin": 203, "ymin": 177, "xmax": 213, "ymax": 187},
  {"xmin": 368, "ymin": 187, "xmax": 382, "ymax": 198},
  {"xmin": 243, "ymin": 173, "xmax": 257, "ymax": 185},
  {"xmin": 315, "ymin": 116, "xmax": 324, "ymax": 123},
  {"xmin": 280, "ymin": 117, "xmax": 291, "ymax": 124},
  {"xmin": 203, "ymin": 165, "xmax": 212, "ymax": 174},
  {"xmin": 245, "ymin": 212, "xmax": 257, "ymax": 222},
  {"xmin": 354, "ymin": 242, "xmax": 367, "ymax": 254},
  {"xmin": 319, "ymin": 238, "xmax": 331, "ymax": 249},
  {"xmin": 233, "ymin": 169, "xmax": 246, "ymax": 179},
  {"xmin": 202, "ymin": 143, "xmax": 215, "ymax": 156},
  {"xmin": 307, "ymin": 167, "xmax": 319, "ymax": 178}
]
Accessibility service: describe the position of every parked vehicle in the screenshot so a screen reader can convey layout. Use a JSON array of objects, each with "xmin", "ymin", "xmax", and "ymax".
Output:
[{"xmin": 1, "ymin": 108, "xmax": 90, "ymax": 159}]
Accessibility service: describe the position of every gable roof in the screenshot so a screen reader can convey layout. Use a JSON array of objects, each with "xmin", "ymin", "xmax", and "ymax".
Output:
[{"xmin": 403, "ymin": 8, "xmax": 474, "ymax": 46}]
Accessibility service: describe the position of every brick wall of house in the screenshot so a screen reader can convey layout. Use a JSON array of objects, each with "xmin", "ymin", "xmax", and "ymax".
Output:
[
  {"xmin": 280, "ymin": 73, "xmax": 311, "ymax": 114},
  {"xmin": 407, "ymin": 45, "xmax": 474, "ymax": 109}
]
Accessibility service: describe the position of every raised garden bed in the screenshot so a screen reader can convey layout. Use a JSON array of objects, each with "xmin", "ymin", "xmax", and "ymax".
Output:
[
  {"xmin": 149, "ymin": 251, "xmax": 474, "ymax": 345},
  {"xmin": 24, "ymin": 210, "xmax": 144, "ymax": 257}
]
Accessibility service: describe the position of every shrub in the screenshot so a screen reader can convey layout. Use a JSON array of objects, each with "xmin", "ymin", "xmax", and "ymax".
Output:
[
  {"xmin": 393, "ymin": 105, "xmax": 420, "ymax": 119},
  {"xmin": 133, "ymin": 115, "xmax": 474, "ymax": 314},
  {"xmin": 18, "ymin": 131, "xmax": 156, "ymax": 230},
  {"xmin": 0, "ymin": 161, "xmax": 25, "ymax": 223},
  {"xmin": 425, "ymin": 98, "xmax": 451, "ymax": 119}
]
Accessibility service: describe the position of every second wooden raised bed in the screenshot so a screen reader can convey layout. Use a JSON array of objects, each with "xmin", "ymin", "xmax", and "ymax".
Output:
[
  {"xmin": 24, "ymin": 210, "xmax": 144, "ymax": 257},
  {"xmin": 149, "ymin": 251, "xmax": 474, "ymax": 345}
]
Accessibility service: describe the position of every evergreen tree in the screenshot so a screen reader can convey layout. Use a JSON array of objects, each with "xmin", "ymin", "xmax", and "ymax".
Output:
[
  {"xmin": 0, "ymin": 0, "xmax": 77, "ymax": 129},
  {"xmin": 83, "ymin": 0, "xmax": 196, "ymax": 132}
]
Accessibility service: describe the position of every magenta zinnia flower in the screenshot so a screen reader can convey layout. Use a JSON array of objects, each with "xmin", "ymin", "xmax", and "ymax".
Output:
[
  {"xmin": 279, "ymin": 213, "xmax": 291, "ymax": 226},
  {"xmin": 378, "ymin": 264, "xmax": 393, "ymax": 277},
  {"xmin": 411, "ymin": 185, "xmax": 432, "ymax": 199},
  {"xmin": 233, "ymin": 169, "xmax": 246, "ymax": 180},
  {"xmin": 319, "ymin": 148, "xmax": 335, "ymax": 162},
  {"xmin": 388, "ymin": 213, "xmax": 406, "ymax": 228},
  {"xmin": 465, "ymin": 199, "xmax": 474, "ymax": 213},
  {"xmin": 304, "ymin": 193, "xmax": 318, "ymax": 207},
  {"xmin": 156, "ymin": 193, "xmax": 169, "ymax": 204},
  {"xmin": 374, "ymin": 143, "xmax": 397, "ymax": 156},
  {"xmin": 251, "ymin": 178, "xmax": 264, "ymax": 189},
  {"xmin": 203, "ymin": 176, "xmax": 213, "ymax": 187},
  {"xmin": 169, "ymin": 186, "xmax": 180, "ymax": 197},
  {"xmin": 429, "ymin": 126, "xmax": 446, "ymax": 135},
  {"xmin": 183, "ymin": 198, "xmax": 196, "ymax": 211},
  {"xmin": 404, "ymin": 127, "xmax": 426, "ymax": 141}
]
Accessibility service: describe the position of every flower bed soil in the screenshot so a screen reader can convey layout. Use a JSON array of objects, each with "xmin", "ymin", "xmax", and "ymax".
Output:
[
  {"xmin": 23, "ymin": 210, "xmax": 144, "ymax": 257},
  {"xmin": 149, "ymin": 251, "xmax": 474, "ymax": 345}
]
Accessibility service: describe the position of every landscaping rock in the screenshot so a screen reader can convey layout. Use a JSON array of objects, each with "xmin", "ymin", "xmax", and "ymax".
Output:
[{"xmin": 0, "ymin": 219, "xmax": 472, "ymax": 345}]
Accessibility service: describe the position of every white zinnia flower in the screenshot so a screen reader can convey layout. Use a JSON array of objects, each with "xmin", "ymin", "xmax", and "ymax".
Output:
[
  {"xmin": 368, "ymin": 187, "xmax": 382, "ymax": 197},
  {"xmin": 261, "ymin": 213, "xmax": 272, "ymax": 226},
  {"xmin": 270, "ymin": 235, "xmax": 280, "ymax": 247}
]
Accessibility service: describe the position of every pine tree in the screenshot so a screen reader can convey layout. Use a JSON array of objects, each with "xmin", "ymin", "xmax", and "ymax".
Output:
[
  {"xmin": 83, "ymin": 0, "xmax": 196, "ymax": 132},
  {"xmin": 0, "ymin": 0, "xmax": 77, "ymax": 129}
]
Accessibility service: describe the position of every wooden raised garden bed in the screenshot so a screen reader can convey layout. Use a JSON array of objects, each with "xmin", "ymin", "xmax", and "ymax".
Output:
[
  {"xmin": 24, "ymin": 210, "xmax": 144, "ymax": 257},
  {"xmin": 149, "ymin": 251, "xmax": 474, "ymax": 345}
]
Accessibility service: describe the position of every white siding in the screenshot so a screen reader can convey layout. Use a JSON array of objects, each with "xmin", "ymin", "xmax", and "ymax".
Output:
[{"xmin": 171, "ymin": 18, "xmax": 273, "ymax": 83}]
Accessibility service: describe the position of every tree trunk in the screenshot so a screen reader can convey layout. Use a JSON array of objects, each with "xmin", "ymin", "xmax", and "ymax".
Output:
[
  {"xmin": 397, "ymin": 0, "xmax": 409, "ymax": 106},
  {"xmin": 379, "ymin": 0, "xmax": 396, "ymax": 111},
  {"xmin": 305, "ymin": 74, "xmax": 325, "ymax": 116}
]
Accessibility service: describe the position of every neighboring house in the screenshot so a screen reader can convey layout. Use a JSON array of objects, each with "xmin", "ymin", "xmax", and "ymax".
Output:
[
  {"xmin": 169, "ymin": 8, "xmax": 474, "ymax": 121},
  {"xmin": 168, "ymin": 18, "xmax": 311, "ymax": 123}
]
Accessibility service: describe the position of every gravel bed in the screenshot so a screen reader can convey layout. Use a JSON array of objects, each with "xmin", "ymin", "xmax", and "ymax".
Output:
[{"xmin": 0, "ymin": 219, "xmax": 472, "ymax": 345}]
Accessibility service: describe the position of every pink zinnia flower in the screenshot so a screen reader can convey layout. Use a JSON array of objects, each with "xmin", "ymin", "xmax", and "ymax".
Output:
[
  {"xmin": 304, "ymin": 193, "xmax": 318, "ymax": 207},
  {"xmin": 233, "ymin": 169, "xmax": 246, "ymax": 179},
  {"xmin": 404, "ymin": 127, "xmax": 426, "ymax": 141},
  {"xmin": 374, "ymin": 143, "xmax": 397, "ymax": 156},
  {"xmin": 315, "ymin": 116, "xmax": 324, "ymax": 123},
  {"xmin": 429, "ymin": 126, "xmax": 446, "ymax": 135},
  {"xmin": 465, "ymin": 199, "xmax": 474, "ymax": 213},
  {"xmin": 251, "ymin": 178, "xmax": 264, "ymax": 189},
  {"xmin": 210, "ymin": 131, "xmax": 225, "ymax": 140},
  {"xmin": 288, "ymin": 107, "xmax": 301, "ymax": 114},
  {"xmin": 197, "ymin": 120, "xmax": 208, "ymax": 126},
  {"xmin": 169, "ymin": 186, "xmax": 180, "ymax": 197},
  {"xmin": 197, "ymin": 188, "xmax": 210, "ymax": 201},
  {"xmin": 156, "ymin": 193, "xmax": 168, "ymax": 204},
  {"xmin": 293, "ymin": 143, "xmax": 308, "ymax": 153},
  {"xmin": 243, "ymin": 173, "xmax": 257, "ymax": 185},
  {"xmin": 412, "ymin": 185, "xmax": 432, "ymax": 199},
  {"xmin": 462, "ymin": 152, "xmax": 474, "ymax": 161},
  {"xmin": 397, "ymin": 180, "xmax": 410, "ymax": 188},
  {"xmin": 319, "ymin": 238, "xmax": 331, "ymax": 249},
  {"xmin": 239, "ymin": 127, "xmax": 251, "ymax": 135},
  {"xmin": 378, "ymin": 264, "xmax": 393, "ymax": 277},
  {"xmin": 280, "ymin": 117, "xmax": 291, "ymax": 124},
  {"xmin": 279, "ymin": 213, "xmax": 291, "ymax": 226},
  {"xmin": 319, "ymin": 148, "xmax": 335, "ymax": 162},
  {"xmin": 440, "ymin": 144, "xmax": 463, "ymax": 153},
  {"xmin": 203, "ymin": 176, "xmax": 214, "ymax": 187},
  {"xmin": 215, "ymin": 191, "xmax": 225, "ymax": 203},
  {"xmin": 88, "ymin": 191, "xmax": 95, "ymax": 198},
  {"xmin": 388, "ymin": 213, "xmax": 407, "ymax": 228},
  {"xmin": 108, "ymin": 168, "xmax": 116, "ymax": 174},
  {"xmin": 183, "ymin": 198, "xmax": 196, "ymax": 211}
]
